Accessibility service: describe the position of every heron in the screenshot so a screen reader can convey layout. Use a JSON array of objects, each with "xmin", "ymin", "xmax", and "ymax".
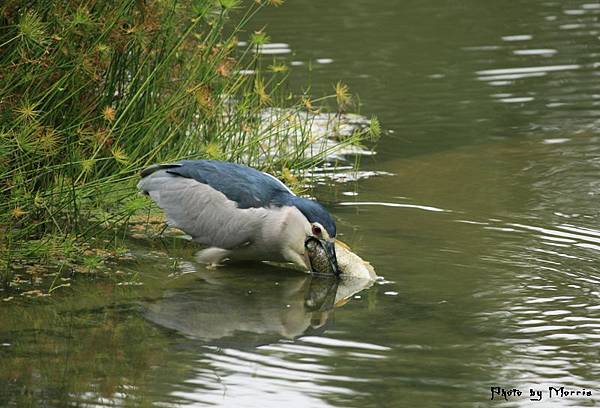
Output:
[{"xmin": 137, "ymin": 160, "xmax": 340, "ymax": 275}]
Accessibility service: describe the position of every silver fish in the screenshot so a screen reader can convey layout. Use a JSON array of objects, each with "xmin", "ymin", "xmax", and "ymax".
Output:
[{"xmin": 305, "ymin": 237, "xmax": 337, "ymax": 276}]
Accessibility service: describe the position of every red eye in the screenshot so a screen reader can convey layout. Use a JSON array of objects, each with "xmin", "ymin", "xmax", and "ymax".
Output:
[{"xmin": 312, "ymin": 225, "xmax": 322, "ymax": 236}]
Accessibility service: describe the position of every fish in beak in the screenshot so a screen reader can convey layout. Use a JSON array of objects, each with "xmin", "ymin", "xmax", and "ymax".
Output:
[{"xmin": 305, "ymin": 237, "xmax": 341, "ymax": 277}]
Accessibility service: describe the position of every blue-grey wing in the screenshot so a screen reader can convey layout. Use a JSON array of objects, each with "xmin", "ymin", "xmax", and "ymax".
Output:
[
  {"xmin": 164, "ymin": 160, "xmax": 295, "ymax": 209},
  {"xmin": 137, "ymin": 169, "xmax": 269, "ymax": 249}
]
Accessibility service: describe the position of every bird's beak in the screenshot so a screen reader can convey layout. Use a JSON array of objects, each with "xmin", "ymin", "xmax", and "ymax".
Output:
[{"xmin": 321, "ymin": 239, "xmax": 341, "ymax": 277}]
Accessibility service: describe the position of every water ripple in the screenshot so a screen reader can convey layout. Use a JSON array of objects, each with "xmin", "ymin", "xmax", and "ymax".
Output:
[
  {"xmin": 477, "ymin": 64, "xmax": 580, "ymax": 76},
  {"xmin": 165, "ymin": 337, "xmax": 387, "ymax": 407},
  {"xmin": 299, "ymin": 336, "xmax": 391, "ymax": 351},
  {"xmin": 339, "ymin": 201, "xmax": 449, "ymax": 213}
]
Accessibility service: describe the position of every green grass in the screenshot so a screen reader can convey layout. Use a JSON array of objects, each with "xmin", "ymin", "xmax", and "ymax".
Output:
[{"xmin": 0, "ymin": 0, "xmax": 379, "ymax": 288}]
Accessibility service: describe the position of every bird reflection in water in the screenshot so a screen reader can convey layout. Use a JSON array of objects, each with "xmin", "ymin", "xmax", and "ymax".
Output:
[{"xmin": 143, "ymin": 265, "xmax": 373, "ymax": 347}]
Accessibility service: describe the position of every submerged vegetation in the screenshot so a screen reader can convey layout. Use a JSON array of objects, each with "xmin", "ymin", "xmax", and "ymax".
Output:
[{"xmin": 0, "ymin": 0, "xmax": 379, "ymax": 290}]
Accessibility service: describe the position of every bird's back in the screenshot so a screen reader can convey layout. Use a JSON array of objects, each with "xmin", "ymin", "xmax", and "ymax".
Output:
[{"xmin": 140, "ymin": 160, "xmax": 295, "ymax": 209}]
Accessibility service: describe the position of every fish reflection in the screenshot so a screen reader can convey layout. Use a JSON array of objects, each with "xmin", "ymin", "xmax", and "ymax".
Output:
[{"xmin": 143, "ymin": 267, "xmax": 372, "ymax": 347}]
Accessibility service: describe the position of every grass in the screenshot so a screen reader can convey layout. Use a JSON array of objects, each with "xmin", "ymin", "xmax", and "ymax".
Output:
[{"xmin": 0, "ymin": 0, "xmax": 379, "ymax": 289}]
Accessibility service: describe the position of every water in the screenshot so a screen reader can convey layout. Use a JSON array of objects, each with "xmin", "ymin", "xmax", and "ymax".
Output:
[{"xmin": 2, "ymin": 0, "xmax": 600, "ymax": 406}]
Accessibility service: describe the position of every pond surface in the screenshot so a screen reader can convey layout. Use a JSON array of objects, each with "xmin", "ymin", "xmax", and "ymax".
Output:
[{"xmin": 2, "ymin": 0, "xmax": 600, "ymax": 406}]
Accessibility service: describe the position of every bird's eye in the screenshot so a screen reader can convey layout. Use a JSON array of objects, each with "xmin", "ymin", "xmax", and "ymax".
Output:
[{"xmin": 311, "ymin": 225, "xmax": 322, "ymax": 236}]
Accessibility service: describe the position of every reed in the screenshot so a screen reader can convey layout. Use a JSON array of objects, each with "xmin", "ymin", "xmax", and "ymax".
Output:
[{"xmin": 0, "ymin": 0, "xmax": 378, "ymax": 287}]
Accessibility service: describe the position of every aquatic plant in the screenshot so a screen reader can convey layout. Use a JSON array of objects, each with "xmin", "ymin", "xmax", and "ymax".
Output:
[{"xmin": 0, "ymin": 0, "xmax": 378, "ymax": 288}]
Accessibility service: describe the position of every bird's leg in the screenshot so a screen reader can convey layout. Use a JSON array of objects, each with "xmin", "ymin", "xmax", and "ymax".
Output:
[
  {"xmin": 157, "ymin": 223, "xmax": 171, "ymax": 253},
  {"xmin": 158, "ymin": 223, "xmax": 169, "ymax": 237}
]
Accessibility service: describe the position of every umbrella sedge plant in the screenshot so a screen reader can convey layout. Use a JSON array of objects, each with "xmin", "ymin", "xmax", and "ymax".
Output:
[{"xmin": 0, "ymin": 0, "xmax": 378, "ymax": 289}]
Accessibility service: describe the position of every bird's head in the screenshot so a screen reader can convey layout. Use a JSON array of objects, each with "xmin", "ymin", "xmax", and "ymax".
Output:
[{"xmin": 291, "ymin": 197, "xmax": 340, "ymax": 276}]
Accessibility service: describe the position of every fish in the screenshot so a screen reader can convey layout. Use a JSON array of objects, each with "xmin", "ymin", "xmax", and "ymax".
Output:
[
  {"xmin": 305, "ymin": 237, "xmax": 378, "ymax": 280},
  {"xmin": 305, "ymin": 237, "xmax": 337, "ymax": 276},
  {"xmin": 334, "ymin": 240, "xmax": 377, "ymax": 280}
]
